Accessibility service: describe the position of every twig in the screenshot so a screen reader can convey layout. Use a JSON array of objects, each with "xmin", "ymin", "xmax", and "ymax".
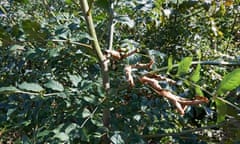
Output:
[
  {"xmin": 169, "ymin": 74, "xmax": 240, "ymax": 111},
  {"xmin": 51, "ymin": 39, "xmax": 92, "ymax": 49},
  {"xmin": 151, "ymin": 60, "xmax": 240, "ymax": 73},
  {"xmin": 139, "ymin": 76, "xmax": 208, "ymax": 115},
  {"xmin": 142, "ymin": 122, "xmax": 224, "ymax": 139},
  {"xmin": 7, "ymin": 90, "xmax": 60, "ymax": 97},
  {"xmin": 107, "ymin": 0, "xmax": 115, "ymax": 51},
  {"xmin": 80, "ymin": 105, "xmax": 99, "ymax": 128}
]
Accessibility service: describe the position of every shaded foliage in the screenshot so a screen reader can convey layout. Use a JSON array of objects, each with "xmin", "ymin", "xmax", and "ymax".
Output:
[{"xmin": 0, "ymin": 0, "xmax": 240, "ymax": 143}]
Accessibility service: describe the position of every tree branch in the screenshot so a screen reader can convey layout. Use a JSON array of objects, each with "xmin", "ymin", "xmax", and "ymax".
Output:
[
  {"xmin": 152, "ymin": 60, "xmax": 240, "ymax": 73},
  {"xmin": 107, "ymin": 0, "xmax": 115, "ymax": 51},
  {"xmin": 142, "ymin": 122, "xmax": 224, "ymax": 139},
  {"xmin": 80, "ymin": 0, "xmax": 105, "ymax": 62},
  {"xmin": 80, "ymin": 0, "xmax": 109, "ymax": 91},
  {"xmin": 51, "ymin": 39, "xmax": 92, "ymax": 49}
]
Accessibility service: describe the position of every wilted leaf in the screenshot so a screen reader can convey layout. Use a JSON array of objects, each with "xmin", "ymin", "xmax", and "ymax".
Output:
[
  {"xmin": 18, "ymin": 82, "xmax": 44, "ymax": 92},
  {"xmin": 217, "ymin": 68, "xmax": 240, "ymax": 96},
  {"xmin": 177, "ymin": 57, "xmax": 192, "ymax": 76},
  {"xmin": 44, "ymin": 80, "xmax": 64, "ymax": 92}
]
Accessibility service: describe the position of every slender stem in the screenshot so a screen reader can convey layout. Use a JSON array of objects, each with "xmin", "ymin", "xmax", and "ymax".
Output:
[
  {"xmin": 80, "ymin": 106, "xmax": 99, "ymax": 128},
  {"xmin": 142, "ymin": 122, "xmax": 224, "ymax": 139},
  {"xmin": 79, "ymin": 0, "xmax": 105, "ymax": 62},
  {"xmin": 80, "ymin": 0, "xmax": 109, "ymax": 91},
  {"xmin": 151, "ymin": 60, "xmax": 240, "ymax": 73},
  {"xmin": 51, "ymin": 39, "xmax": 92, "ymax": 49},
  {"xmin": 0, "ymin": 5, "xmax": 7, "ymax": 15},
  {"xmin": 107, "ymin": 0, "xmax": 115, "ymax": 51},
  {"xmin": 13, "ymin": 90, "xmax": 60, "ymax": 97},
  {"xmin": 169, "ymin": 74, "xmax": 240, "ymax": 111}
]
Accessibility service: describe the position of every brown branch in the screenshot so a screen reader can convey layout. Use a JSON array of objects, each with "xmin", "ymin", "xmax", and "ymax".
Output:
[
  {"xmin": 132, "ymin": 59, "xmax": 154, "ymax": 69},
  {"xmin": 139, "ymin": 76, "xmax": 209, "ymax": 115},
  {"xmin": 105, "ymin": 48, "xmax": 139, "ymax": 60},
  {"xmin": 124, "ymin": 65, "xmax": 135, "ymax": 87},
  {"xmin": 121, "ymin": 48, "xmax": 139, "ymax": 59},
  {"xmin": 145, "ymin": 73, "xmax": 176, "ymax": 84}
]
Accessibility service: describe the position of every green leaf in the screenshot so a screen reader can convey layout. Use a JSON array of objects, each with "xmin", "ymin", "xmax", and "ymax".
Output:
[
  {"xmin": 167, "ymin": 55, "xmax": 173, "ymax": 73},
  {"xmin": 215, "ymin": 99, "xmax": 227, "ymax": 123},
  {"xmin": 82, "ymin": 108, "xmax": 91, "ymax": 118},
  {"xmin": 190, "ymin": 64, "xmax": 201, "ymax": 82},
  {"xmin": 54, "ymin": 132, "xmax": 69, "ymax": 141},
  {"xmin": 65, "ymin": 0, "xmax": 72, "ymax": 4},
  {"xmin": 0, "ymin": 86, "xmax": 20, "ymax": 93},
  {"xmin": 44, "ymin": 80, "xmax": 64, "ymax": 92},
  {"xmin": 111, "ymin": 132, "xmax": 125, "ymax": 144},
  {"xmin": 9, "ymin": 45, "xmax": 25, "ymax": 52},
  {"xmin": 116, "ymin": 15, "xmax": 135, "ymax": 28},
  {"xmin": 195, "ymin": 85, "xmax": 204, "ymax": 96},
  {"xmin": 177, "ymin": 57, "xmax": 192, "ymax": 76},
  {"xmin": 217, "ymin": 68, "xmax": 240, "ymax": 96},
  {"xmin": 95, "ymin": 0, "xmax": 109, "ymax": 10},
  {"xmin": 68, "ymin": 74, "xmax": 82, "ymax": 87},
  {"xmin": 18, "ymin": 82, "xmax": 44, "ymax": 92}
]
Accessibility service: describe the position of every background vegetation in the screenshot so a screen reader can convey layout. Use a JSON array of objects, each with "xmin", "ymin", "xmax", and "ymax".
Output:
[{"xmin": 0, "ymin": 0, "xmax": 240, "ymax": 143}]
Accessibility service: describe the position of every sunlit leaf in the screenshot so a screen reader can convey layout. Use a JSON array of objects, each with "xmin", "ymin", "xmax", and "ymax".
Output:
[
  {"xmin": 18, "ymin": 82, "xmax": 44, "ymax": 92},
  {"xmin": 115, "ymin": 15, "xmax": 135, "ymax": 28},
  {"xmin": 82, "ymin": 108, "xmax": 91, "ymax": 118},
  {"xmin": 167, "ymin": 55, "xmax": 173, "ymax": 73},
  {"xmin": 54, "ymin": 132, "xmax": 69, "ymax": 141},
  {"xmin": 44, "ymin": 80, "xmax": 64, "ymax": 92},
  {"xmin": 217, "ymin": 68, "xmax": 240, "ymax": 96},
  {"xmin": 65, "ymin": 0, "xmax": 72, "ymax": 4},
  {"xmin": 215, "ymin": 99, "xmax": 227, "ymax": 123},
  {"xmin": 111, "ymin": 131, "xmax": 124, "ymax": 144},
  {"xmin": 177, "ymin": 57, "xmax": 192, "ymax": 76},
  {"xmin": 195, "ymin": 85, "xmax": 204, "ymax": 96},
  {"xmin": 68, "ymin": 74, "xmax": 82, "ymax": 87},
  {"xmin": 190, "ymin": 64, "xmax": 201, "ymax": 82}
]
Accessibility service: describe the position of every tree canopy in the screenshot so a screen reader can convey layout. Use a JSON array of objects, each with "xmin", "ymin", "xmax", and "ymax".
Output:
[{"xmin": 0, "ymin": 0, "xmax": 240, "ymax": 143}]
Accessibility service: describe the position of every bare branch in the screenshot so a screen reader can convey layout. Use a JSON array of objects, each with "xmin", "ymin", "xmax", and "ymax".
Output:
[
  {"xmin": 125, "ymin": 65, "xmax": 135, "ymax": 87},
  {"xmin": 139, "ymin": 76, "xmax": 209, "ymax": 115}
]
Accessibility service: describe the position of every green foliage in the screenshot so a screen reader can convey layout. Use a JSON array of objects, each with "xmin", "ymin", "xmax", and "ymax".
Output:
[
  {"xmin": 177, "ymin": 57, "xmax": 192, "ymax": 76},
  {"xmin": 0, "ymin": 0, "xmax": 240, "ymax": 143},
  {"xmin": 18, "ymin": 82, "xmax": 44, "ymax": 92},
  {"xmin": 44, "ymin": 80, "xmax": 64, "ymax": 92},
  {"xmin": 167, "ymin": 55, "xmax": 173, "ymax": 73},
  {"xmin": 190, "ymin": 64, "xmax": 201, "ymax": 82},
  {"xmin": 0, "ymin": 86, "xmax": 20, "ymax": 93},
  {"xmin": 215, "ymin": 98, "xmax": 227, "ymax": 123},
  {"xmin": 217, "ymin": 68, "xmax": 240, "ymax": 96}
]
